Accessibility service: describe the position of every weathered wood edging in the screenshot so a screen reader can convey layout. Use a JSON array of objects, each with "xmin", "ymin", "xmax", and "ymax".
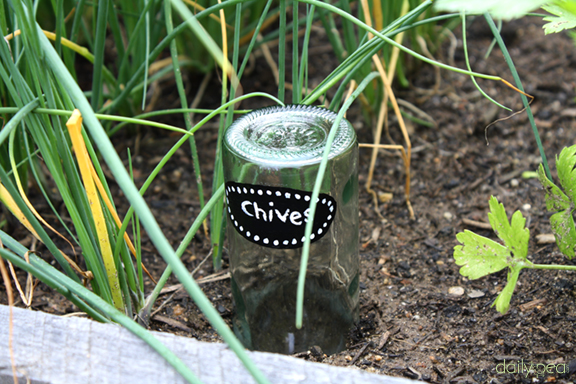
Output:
[{"xmin": 0, "ymin": 305, "xmax": 416, "ymax": 384}]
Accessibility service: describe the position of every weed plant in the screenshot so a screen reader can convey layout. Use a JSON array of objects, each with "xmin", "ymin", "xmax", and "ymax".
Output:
[
  {"xmin": 434, "ymin": 0, "xmax": 576, "ymax": 314},
  {"xmin": 0, "ymin": 0, "xmax": 543, "ymax": 382},
  {"xmin": 454, "ymin": 145, "xmax": 576, "ymax": 314}
]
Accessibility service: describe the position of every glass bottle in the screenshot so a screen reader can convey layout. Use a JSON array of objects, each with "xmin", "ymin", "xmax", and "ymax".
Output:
[{"xmin": 222, "ymin": 105, "xmax": 359, "ymax": 355}]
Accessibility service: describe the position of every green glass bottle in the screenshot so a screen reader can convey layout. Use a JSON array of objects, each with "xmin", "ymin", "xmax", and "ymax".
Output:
[{"xmin": 223, "ymin": 105, "xmax": 359, "ymax": 355}]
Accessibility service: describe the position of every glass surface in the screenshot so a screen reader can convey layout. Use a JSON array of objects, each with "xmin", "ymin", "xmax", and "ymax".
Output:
[{"xmin": 223, "ymin": 105, "xmax": 359, "ymax": 355}]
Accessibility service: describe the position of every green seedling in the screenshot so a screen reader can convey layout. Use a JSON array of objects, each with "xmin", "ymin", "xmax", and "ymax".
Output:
[
  {"xmin": 522, "ymin": 171, "xmax": 539, "ymax": 179},
  {"xmin": 454, "ymin": 145, "xmax": 576, "ymax": 314},
  {"xmin": 454, "ymin": 196, "xmax": 532, "ymax": 314},
  {"xmin": 542, "ymin": 2, "xmax": 576, "ymax": 34},
  {"xmin": 434, "ymin": 0, "xmax": 576, "ymax": 24},
  {"xmin": 536, "ymin": 145, "xmax": 576, "ymax": 259}
]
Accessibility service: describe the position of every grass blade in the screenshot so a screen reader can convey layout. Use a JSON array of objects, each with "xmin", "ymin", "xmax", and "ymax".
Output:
[
  {"xmin": 140, "ymin": 184, "xmax": 224, "ymax": 320},
  {"xmin": 0, "ymin": 230, "xmax": 108, "ymax": 322},
  {"xmin": 292, "ymin": 0, "xmax": 300, "ymax": 103},
  {"xmin": 278, "ymin": 0, "xmax": 286, "ymax": 102},
  {"xmin": 37, "ymin": 23, "xmax": 271, "ymax": 384},
  {"xmin": 66, "ymin": 110, "xmax": 124, "ymax": 310},
  {"xmin": 483, "ymin": 13, "xmax": 551, "ymax": 180},
  {"xmin": 91, "ymin": 0, "xmax": 109, "ymax": 110},
  {"xmin": 461, "ymin": 13, "xmax": 510, "ymax": 111},
  {"xmin": 164, "ymin": 0, "xmax": 207, "ymax": 225},
  {"xmin": 296, "ymin": 72, "xmax": 380, "ymax": 328},
  {"xmin": 0, "ymin": 242, "xmax": 204, "ymax": 384}
]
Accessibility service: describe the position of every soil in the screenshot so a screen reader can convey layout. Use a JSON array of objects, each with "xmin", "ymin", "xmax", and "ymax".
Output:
[{"xmin": 2, "ymin": 15, "xmax": 576, "ymax": 384}]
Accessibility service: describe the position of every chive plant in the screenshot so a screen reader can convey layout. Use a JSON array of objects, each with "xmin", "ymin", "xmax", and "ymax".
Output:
[
  {"xmin": 318, "ymin": 0, "xmax": 441, "ymax": 114},
  {"xmin": 0, "ymin": 0, "xmax": 529, "ymax": 382}
]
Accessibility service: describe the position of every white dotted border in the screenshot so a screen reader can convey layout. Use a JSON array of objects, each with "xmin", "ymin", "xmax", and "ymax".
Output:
[{"xmin": 225, "ymin": 183, "xmax": 335, "ymax": 247}]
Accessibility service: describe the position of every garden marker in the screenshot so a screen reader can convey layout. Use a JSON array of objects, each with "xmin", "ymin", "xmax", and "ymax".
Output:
[
  {"xmin": 225, "ymin": 182, "xmax": 337, "ymax": 248},
  {"xmin": 223, "ymin": 105, "xmax": 359, "ymax": 355}
]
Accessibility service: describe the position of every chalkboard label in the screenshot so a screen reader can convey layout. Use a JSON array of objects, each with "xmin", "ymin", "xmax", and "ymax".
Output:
[{"xmin": 225, "ymin": 182, "xmax": 336, "ymax": 249}]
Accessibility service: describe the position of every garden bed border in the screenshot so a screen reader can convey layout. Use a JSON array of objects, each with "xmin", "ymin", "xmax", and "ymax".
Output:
[{"xmin": 0, "ymin": 305, "xmax": 415, "ymax": 384}]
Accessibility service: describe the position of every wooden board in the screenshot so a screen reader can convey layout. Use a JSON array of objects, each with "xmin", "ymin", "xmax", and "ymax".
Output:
[{"xmin": 0, "ymin": 305, "xmax": 416, "ymax": 384}]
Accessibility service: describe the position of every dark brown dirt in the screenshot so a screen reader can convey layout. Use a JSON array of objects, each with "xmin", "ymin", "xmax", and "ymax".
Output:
[{"xmin": 2, "ymin": 15, "xmax": 576, "ymax": 384}]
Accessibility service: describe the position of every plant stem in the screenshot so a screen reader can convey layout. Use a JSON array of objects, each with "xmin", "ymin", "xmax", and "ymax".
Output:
[
  {"xmin": 164, "ymin": 0, "xmax": 207, "ymax": 234},
  {"xmin": 139, "ymin": 184, "xmax": 224, "ymax": 322},
  {"xmin": 38, "ymin": 23, "xmax": 271, "ymax": 384},
  {"xmin": 300, "ymin": 0, "xmax": 501, "ymax": 80},
  {"xmin": 296, "ymin": 71, "xmax": 380, "ymax": 328},
  {"xmin": 0, "ymin": 246, "xmax": 203, "ymax": 384},
  {"xmin": 483, "ymin": 13, "xmax": 551, "ymax": 180},
  {"xmin": 0, "ymin": 105, "xmax": 252, "ymax": 138},
  {"xmin": 530, "ymin": 263, "xmax": 576, "ymax": 271},
  {"xmin": 461, "ymin": 13, "xmax": 510, "ymax": 111}
]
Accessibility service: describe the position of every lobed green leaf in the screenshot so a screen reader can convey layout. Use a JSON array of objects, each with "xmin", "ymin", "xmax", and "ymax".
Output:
[
  {"xmin": 542, "ymin": 3, "xmax": 576, "ymax": 34},
  {"xmin": 454, "ymin": 230, "xmax": 509, "ymax": 279},
  {"xmin": 537, "ymin": 145, "xmax": 576, "ymax": 260},
  {"xmin": 550, "ymin": 209, "xmax": 576, "ymax": 259},
  {"xmin": 487, "ymin": 196, "xmax": 529, "ymax": 260},
  {"xmin": 556, "ymin": 144, "xmax": 576, "ymax": 204},
  {"xmin": 433, "ymin": 0, "xmax": 547, "ymax": 20},
  {"xmin": 492, "ymin": 265, "xmax": 522, "ymax": 314},
  {"xmin": 453, "ymin": 196, "xmax": 532, "ymax": 314},
  {"xmin": 537, "ymin": 163, "xmax": 570, "ymax": 211}
]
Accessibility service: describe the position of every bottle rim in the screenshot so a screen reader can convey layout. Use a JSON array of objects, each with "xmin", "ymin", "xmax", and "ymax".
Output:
[{"xmin": 224, "ymin": 104, "xmax": 356, "ymax": 167}]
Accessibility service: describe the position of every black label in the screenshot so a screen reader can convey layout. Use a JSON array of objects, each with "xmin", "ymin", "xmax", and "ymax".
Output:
[{"xmin": 225, "ymin": 182, "xmax": 336, "ymax": 249}]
